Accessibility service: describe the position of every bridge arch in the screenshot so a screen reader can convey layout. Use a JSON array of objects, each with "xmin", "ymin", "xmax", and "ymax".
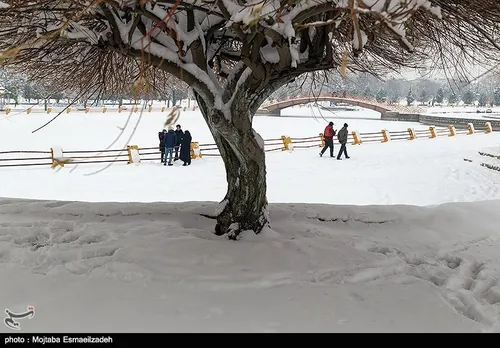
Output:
[{"xmin": 259, "ymin": 96, "xmax": 393, "ymax": 115}]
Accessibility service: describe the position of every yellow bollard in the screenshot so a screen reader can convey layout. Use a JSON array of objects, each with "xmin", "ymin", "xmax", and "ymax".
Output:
[
  {"xmin": 281, "ymin": 136, "xmax": 292, "ymax": 151},
  {"xmin": 448, "ymin": 125, "xmax": 456, "ymax": 137},
  {"xmin": 467, "ymin": 123, "xmax": 475, "ymax": 135},
  {"xmin": 190, "ymin": 142, "xmax": 196, "ymax": 159},
  {"xmin": 66, "ymin": 107, "xmax": 71, "ymax": 114},
  {"xmin": 85, "ymin": 107, "xmax": 90, "ymax": 114},
  {"xmin": 127, "ymin": 145, "xmax": 140, "ymax": 164},
  {"xmin": 381, "ymin": 129, "xmax": 389, "ymax": 143},
  {"xmin": 319, "ymin": 133, "xmax": 325, "ymax": 147},
  {"xmin": 5, "ymin": 108, "xmax": 10, "ymax": 115},
  {"xmin": 161, "ymin": 107, "xmax": 166, "ymax": 112},
  {"xmin": 50, "ymin": 147, "xmax": 71, "ymax": 168},
  {"xmin": 352, "ymin": 131, "xmax": 362, "ymax": 145},
  {"xmin": 47, "ymin": 107, "xmax": 52, "ymax": 114},
  {"xmin": 50, "ymin": 148, "xmax": 64, "ymax": 168},
  {"xmin": 27, "ymin": 108, "xmax": 32, "ymax": 114},
  {"xmin": 103, "ymin": 107, "xmax": 107, "ymax": 113},
  {"xmin": 485, "ymin": 122, "xmax": 492, "ymax": 134},
  {"xmin": 407, "ymin": 128, "xmax": 416, "ymax": 140},
  {"xmin": 148, "ymin": 106, "xmax": 153, "ymax": 112},
  {"xmin": 429, "ymin": 126, "xmax": 437, "ymax": 139},
  {"xmin": 134, "ymin": 106, "xmax": 139, "ymax": 113},
  {"xmin": 190, "ymin": 142, "xmax": 202, "ymax": 159}
]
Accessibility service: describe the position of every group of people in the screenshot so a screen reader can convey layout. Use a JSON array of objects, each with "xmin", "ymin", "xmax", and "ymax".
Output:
[
  {"xmin": 320, "ymin": 122, "xmax": 350, "ymax": 160},
  {"xmin": 159, "ymin": 122, "xmax": 349, "ymax": 165},
  {"xmin": 158, "ymin": 125, "xmax": 192, "ymax": 166}
]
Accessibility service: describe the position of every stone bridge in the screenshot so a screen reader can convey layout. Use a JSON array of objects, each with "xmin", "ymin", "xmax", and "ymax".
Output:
[{"xmin": 258, "ymin": 95, "xmax": 425, "ymax": 116}]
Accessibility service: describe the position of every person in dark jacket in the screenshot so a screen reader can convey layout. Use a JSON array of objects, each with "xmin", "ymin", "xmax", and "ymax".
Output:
[
  {"xmin": 337, "ymin": 123, "xmax": 350, "ymax": 160},
  {"xmin": 179, "ymin": 130, "xmax": 192, "ymax": 166},
  {"xmin": 158, "ymin": 129, "xmax": 167, "ymax": 163},
  {"xmin": 174, "ymin": 124, "xmax": 184, "ymax": 161},
  {"xmin": 320, "ymin": 122, "xmax": 336, "ymax": 158},
  {"xmin": 164, "ymin": 126, "xmax": 177, "ymax": 166}
]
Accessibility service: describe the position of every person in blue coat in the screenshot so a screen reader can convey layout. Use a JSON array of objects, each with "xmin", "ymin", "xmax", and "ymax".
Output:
[{"xmin": 164, "ymin": 126, "xmax": 177, "ymax": 166}]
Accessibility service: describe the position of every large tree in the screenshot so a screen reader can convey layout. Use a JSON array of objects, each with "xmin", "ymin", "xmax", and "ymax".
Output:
[{"xmin": 1, "ymin": 1, "xmax": 500, "ymax": 239}]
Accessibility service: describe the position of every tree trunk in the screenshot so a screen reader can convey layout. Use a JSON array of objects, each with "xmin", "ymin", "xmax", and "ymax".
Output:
[
  {"xmin": 172, "ymin": 90, "xmax": 176, "ymax": 108},
  {"xmin": 195, "ymin": 94, "xmax": 269, "ymax": 240}
]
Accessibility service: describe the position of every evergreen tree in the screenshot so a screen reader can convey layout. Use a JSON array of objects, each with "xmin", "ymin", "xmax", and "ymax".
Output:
[
  {"xmin": 435, "ymin": 88, "xmax": 444, "ymax": 104},
  {"xmin": 376, "ymin": 89, "xmax": 387, "ymax": 103},
  {"xmin": 406, "ymin": 89, "xmax": 415, "ymax": 106},
  {"xmin": 493, "ymin": 88, "xmax": 500, "ymax": 106},
  {"xmin": 462, "ymin": 90, "xmax": 475, "ymax": 105},
  {"xmin": 448, "ymin": 92, "xmax": 458, "ymax": 104},
  {"xmin": 419, "ymin": 89, "xmax": 429, "ymax": 104},
  {"xmin": 478, "ymin": 93, "xmax": 488, "ymax": 107}
]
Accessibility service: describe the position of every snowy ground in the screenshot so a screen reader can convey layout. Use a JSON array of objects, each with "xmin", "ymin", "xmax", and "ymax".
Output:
[
  {"xmin": 427, "ymin": 106, "xmax": 500, "ymax": 113},
  {"xmin": 0, "ymin": 108, "xmax": 499, "ymax": 332},
  {"xmin": 424, "ymin": 106, "xmax": 500, "ymax": 120},
  {"xmin": 1, "ymin": 107, "xmax": 392, "ymax": 151},
  {"xmin": 1, "ymin": 199, "xmax": 500, "ymax": 332},
  {"xmin": 422, "ymin": 112, "xmax": 500, "ymax": 120},
  {"xmin": 0, "ymin": 108, "xmax": 498, "ymax": 205}
]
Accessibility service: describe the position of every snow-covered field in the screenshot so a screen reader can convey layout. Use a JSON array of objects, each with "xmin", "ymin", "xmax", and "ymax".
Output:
[
  {"xmin": 424, "ymin": 106, "xmax": 500, "ymax": 120},
  {"xmin": 283, "ymin": 104, "xmax": 500, "ymax": 120},
  {"xmin": 427, "ymin": 106, "xmax": 500, "ymax": 113},
  {"xmin": 1, "ymin": 107, "xmax": 500, "ymax": 333}
]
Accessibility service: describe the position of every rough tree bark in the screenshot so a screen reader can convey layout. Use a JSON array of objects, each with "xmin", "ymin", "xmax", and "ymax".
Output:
[{"xmin": 194, "ymin": 92, "xmax": 268, "ymax": 240}]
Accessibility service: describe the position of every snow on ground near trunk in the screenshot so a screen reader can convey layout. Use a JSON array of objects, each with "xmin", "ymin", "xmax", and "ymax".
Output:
[{"xmin": 0, "ymin": 199, "xmax": 500, "ymax": 332}]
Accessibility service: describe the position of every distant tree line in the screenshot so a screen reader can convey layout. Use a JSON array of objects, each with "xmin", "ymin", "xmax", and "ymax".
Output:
[
  {"xmin": 270, "ymin": 71, "xmax": 500, "ymax": 107},
  {"xmin": 4, "ymin": 68, "xmax": 500, "ymax": 108},
  {"xmin": 0, "ymin": 69, "xmax": 188, "ymax": 107}
]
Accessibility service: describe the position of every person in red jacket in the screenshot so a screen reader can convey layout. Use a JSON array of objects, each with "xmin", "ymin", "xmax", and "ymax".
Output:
[{"xmin": 320, "ymin": 122, "xmax": 336, "ymax": 157}]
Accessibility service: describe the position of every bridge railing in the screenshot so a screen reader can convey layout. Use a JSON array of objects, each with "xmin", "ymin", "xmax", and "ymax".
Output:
[{"xmin": 0, "ymin": 122, "xmax": 493, "ymax": 168}]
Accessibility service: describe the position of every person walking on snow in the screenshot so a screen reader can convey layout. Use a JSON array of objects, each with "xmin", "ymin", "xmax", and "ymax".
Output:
[
  {"xmin": 174, "ymin": 124, "xmax": 184, "ymax": 161},
  {"xmin": 320, "ymin": 122, "xmax": 336, "ymax": 158},
  {"xmin": 158, "ymin": 129, "xmax": 167, "ymax": 163},
  {"xmin": 337, "ymin": 123, "xmax": 350, "ymax": 160},
  {"xmin": 164, "ymin": 126, "xmax": 177, "ymax": 166},
  {"xmin": 179, "ymin": 130, "xmax": 192, "ymax": 166}
]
